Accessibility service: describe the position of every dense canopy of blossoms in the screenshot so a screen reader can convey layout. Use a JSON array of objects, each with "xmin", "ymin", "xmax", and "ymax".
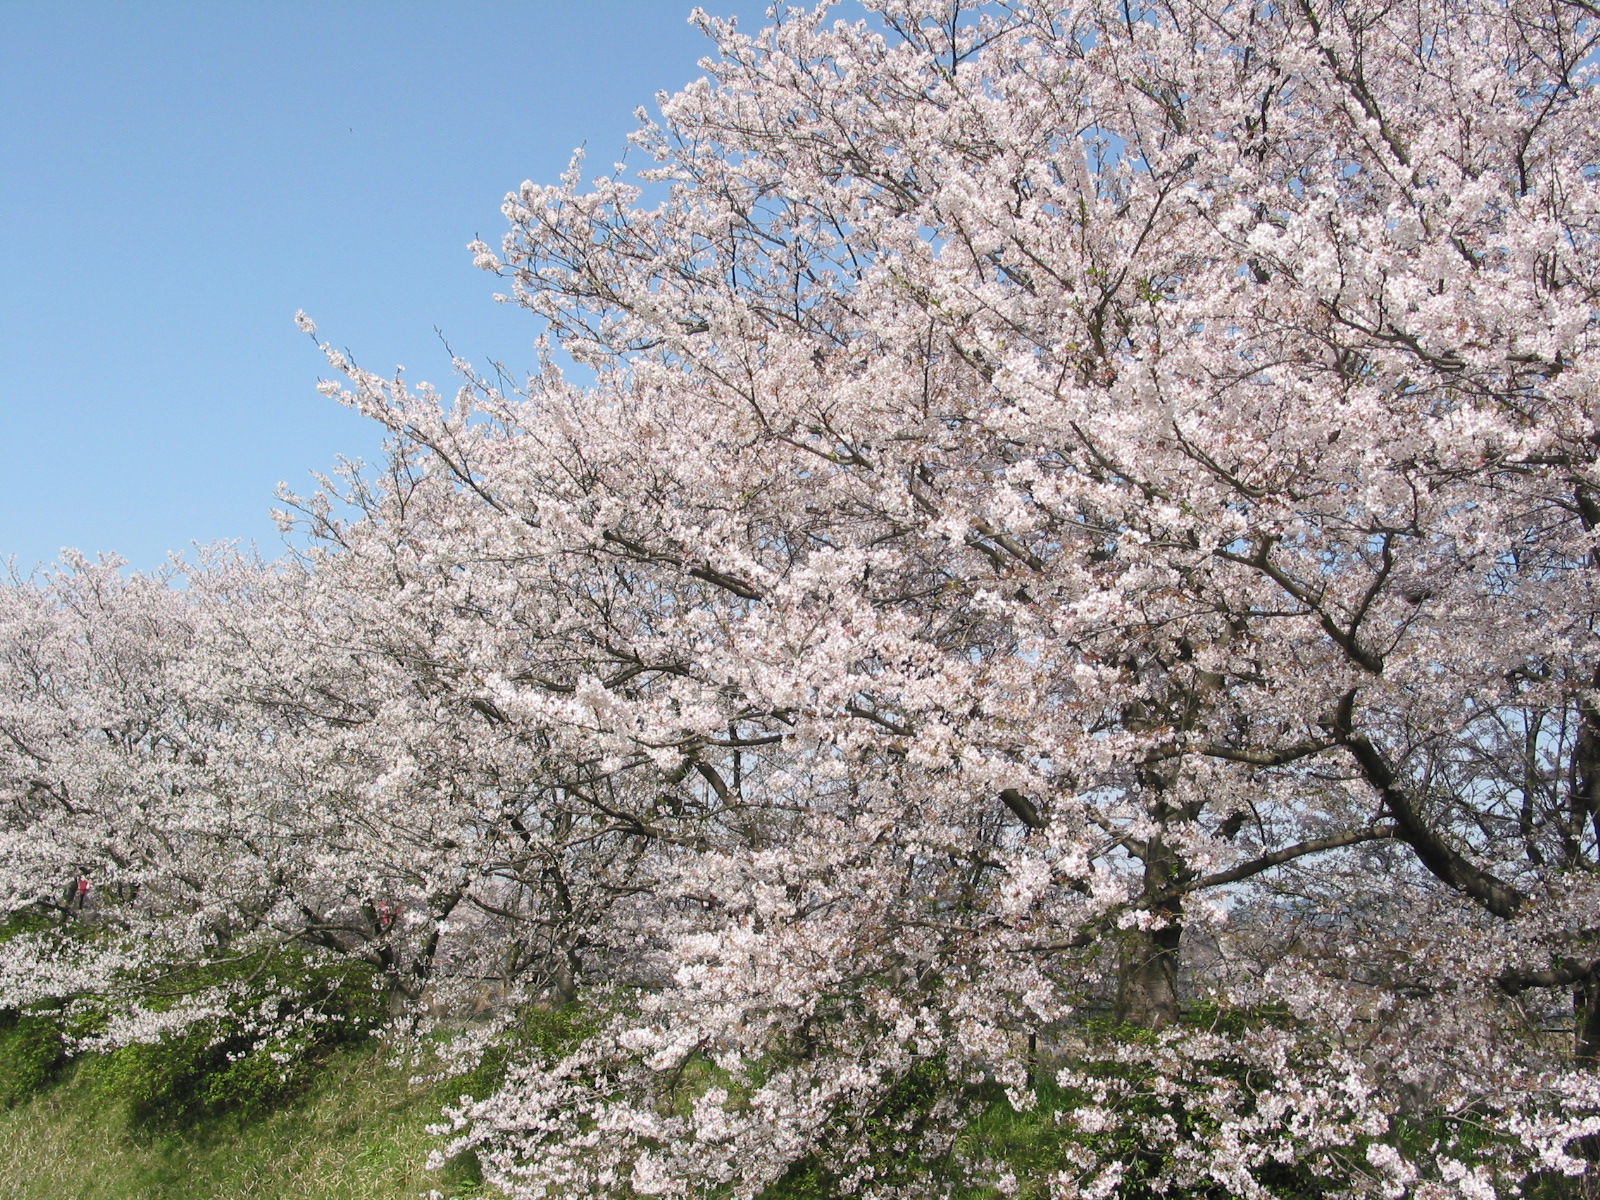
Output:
[{"xmin": 4, "ymin": 2, "xmax": 1600, "ymax": 1196}]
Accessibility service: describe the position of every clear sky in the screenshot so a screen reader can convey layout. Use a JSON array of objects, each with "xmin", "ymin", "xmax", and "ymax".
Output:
[{"xmin": 0, "ymin": 1, "xmax": 769, "ymax": 573}]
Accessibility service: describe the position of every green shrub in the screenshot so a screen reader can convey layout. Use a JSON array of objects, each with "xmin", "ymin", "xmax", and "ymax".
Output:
[
  {"xmin": 448, "ymin": 1000, "xmax": 601, "ymax": 1105},
  {"xmin": 83, "ymin": 953, "xmax": 387, "ymax": 1130},
  {"xmin": 0, "ymin": 1012, "xmax": 66, "ymax": 1108},
  {"xmin": 428, "ymin": 999, "xmax": 603, "ymax": 1188},
  {"xmin": 761, "ymin": 1015, "xmax": 1368, "ymax": 1200},
  {"xmin": 758, "ymin": 1057, "xmax": 978, "ymax": 1200}
]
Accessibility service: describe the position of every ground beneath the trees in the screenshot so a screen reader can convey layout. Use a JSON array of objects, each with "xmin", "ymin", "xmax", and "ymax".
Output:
[{"xmin": 0, "ymin": 1044, "xmax": 480, "ymax": 1200}]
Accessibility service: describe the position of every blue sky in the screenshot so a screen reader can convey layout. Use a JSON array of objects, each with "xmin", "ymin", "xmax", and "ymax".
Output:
[{"xmin": 1, "ymin": 1, "xmax": 768, "ymax": 573}]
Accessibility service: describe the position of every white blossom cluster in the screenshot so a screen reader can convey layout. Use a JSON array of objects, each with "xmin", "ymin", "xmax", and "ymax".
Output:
[{"xmin": 6, "ymin": 1, "xmax": 1600, "ymax": 1196}]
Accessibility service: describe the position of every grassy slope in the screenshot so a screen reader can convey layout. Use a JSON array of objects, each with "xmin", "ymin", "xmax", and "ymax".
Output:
[{"xmin": 0, "ymin": 1044, "xmax": 480, "ymax": 1200}]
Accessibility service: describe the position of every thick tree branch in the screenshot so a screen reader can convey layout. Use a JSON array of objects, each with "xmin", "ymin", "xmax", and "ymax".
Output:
[{"xmin": 1333, "ymin": 692, "xmax": 1525, "ymax": 919}]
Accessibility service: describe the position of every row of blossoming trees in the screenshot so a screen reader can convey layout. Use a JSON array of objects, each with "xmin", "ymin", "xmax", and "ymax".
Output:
[{"xmin": 4, "ymin": 1, "xmax": 1600, "ymax": 1195}]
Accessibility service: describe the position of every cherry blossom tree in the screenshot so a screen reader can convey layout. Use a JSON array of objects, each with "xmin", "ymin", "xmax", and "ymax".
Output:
[
  {"xmin": 410, "ymin": 0, "xmax": 1600, "ymax": 1192},
  {"xmin": 0, "ymin": 544, "xmax": 618, "ymax": 1051},
  {"xmin": 3, "ymin": 0, "xmax": 1599, "ymax": 1196}
]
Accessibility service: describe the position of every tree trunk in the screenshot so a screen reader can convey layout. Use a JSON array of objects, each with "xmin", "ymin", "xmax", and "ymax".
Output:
[
  {"xmin": 1569, "ymin": 974, "xmax": 1600, "ymax": 1189},
  {"xmin": 1114, "ymin": 923, "xmax": 1182, "ymax": 1029},
  {"xmin": 551, "ymin": 952, "xmax": 577, "ymax": 1006},
  {"xmin": 1114, "ymin": 834, "xmax": 1183, "ymax": 1030},
  {"xmin": 1576, "ymin": 975, "xmax": 1600, "ymax": 1067}
]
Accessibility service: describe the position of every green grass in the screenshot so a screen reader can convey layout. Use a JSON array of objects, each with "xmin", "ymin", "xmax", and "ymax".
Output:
[{"xmin": 0, "ymin": 1041, "xmax": 483, "ymax": 1200}]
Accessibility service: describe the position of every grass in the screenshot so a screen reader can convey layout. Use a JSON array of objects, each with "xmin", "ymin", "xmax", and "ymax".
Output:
[{"xmin": 0, "ymin": 1041, "xmax": 482, "ymax": 1200}]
